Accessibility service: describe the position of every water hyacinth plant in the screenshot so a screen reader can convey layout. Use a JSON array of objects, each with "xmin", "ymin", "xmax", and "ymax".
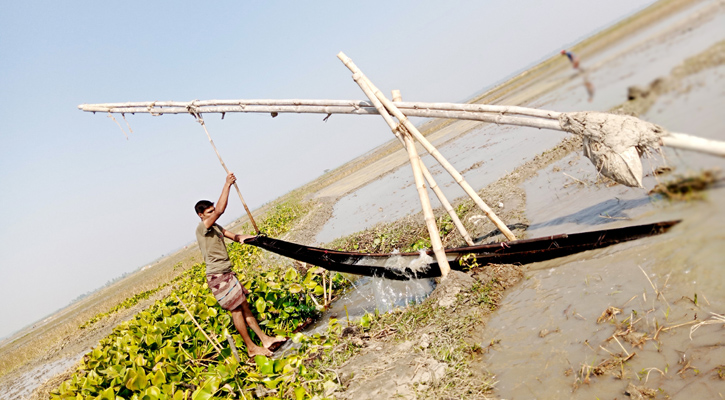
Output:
[{"xmin": 51, "ymin": 198, "xmax": 350, "ymax": 399}]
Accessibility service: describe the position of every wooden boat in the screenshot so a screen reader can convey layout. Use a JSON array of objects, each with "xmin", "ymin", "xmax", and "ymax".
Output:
[{"xmin": 246, "ymin": 220, "xmax": 679, "ymax": 280}]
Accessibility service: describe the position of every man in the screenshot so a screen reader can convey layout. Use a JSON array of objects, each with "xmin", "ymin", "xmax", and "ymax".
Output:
[
  {"xmin": 561, "ymin": 49, "xmax": 580, "ymax": 69},
  {"xmin": 195, "ymin": 172, "xmax": 285, "ymax": 357}
]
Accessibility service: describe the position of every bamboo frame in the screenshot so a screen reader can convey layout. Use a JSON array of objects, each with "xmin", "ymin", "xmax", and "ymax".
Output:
[
  {"xmin": 392, "ymin": 90, "xmax": 474, "ymax": 246},
  {"xmin": 351, "ymin": 75, "xmax": 451, "ymax": 277},
  {"xmin": 338, "ymin": 52, "xmax": 517, "ymax": 241}
]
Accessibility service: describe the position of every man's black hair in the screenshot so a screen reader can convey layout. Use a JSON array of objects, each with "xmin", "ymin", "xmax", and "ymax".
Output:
[{"xmin": 195, "ymin": 200, "xmax": 214, "ymax": 215}]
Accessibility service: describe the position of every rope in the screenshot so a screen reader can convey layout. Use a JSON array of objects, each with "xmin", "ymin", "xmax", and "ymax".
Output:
[
  {"xmin": 107, "ymin": 112, "xmax": 128, "ymax": 140},
  {"xmin": 121, "ymin": 113, "xmax": 134, "ymax": 134}
]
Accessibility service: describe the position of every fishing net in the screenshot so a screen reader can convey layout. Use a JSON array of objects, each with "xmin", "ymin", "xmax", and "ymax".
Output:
[{"xmin": 559, "ymin": 112, "xmax": 667, "ymax": 187}]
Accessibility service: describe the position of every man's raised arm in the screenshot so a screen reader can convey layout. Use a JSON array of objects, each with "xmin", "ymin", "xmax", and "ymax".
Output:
[{"xmin": 202, "ymin": 172, "xmax": 236, "ymax": 229}]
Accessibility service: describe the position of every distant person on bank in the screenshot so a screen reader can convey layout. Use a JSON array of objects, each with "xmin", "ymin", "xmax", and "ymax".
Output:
[
  {"xmin": 561, "ymin": 49, "xmax": 580, "ymax": 69},
  {"xmin": 195, "ymin": 172, "xmax": 286, "ymax": 357}
]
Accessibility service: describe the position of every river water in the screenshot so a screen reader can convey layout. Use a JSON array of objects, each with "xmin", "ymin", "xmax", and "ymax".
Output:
[{"xmin": 314, "ymin": 1, "xmax": 725, "ymax": 398}]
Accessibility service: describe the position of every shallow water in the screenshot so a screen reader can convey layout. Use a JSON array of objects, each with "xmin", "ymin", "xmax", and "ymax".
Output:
[
  {"xmin": 315, "ymin": 1, "xmax": 725, "ymax": 245},
  {"xmin": 479, "ymin": 188, "xmax": 725, "ymax": 399},
  {"xmin": 530, "ymin": 0, "xmax": 725, "ymax": 114},
  {"xmin": 0, "ymin": 351, "xmax": 85, "ymax": 400},
  {"xmin": 308, "ymin": 276, "xmax": 435, "ymax": 334},
  {"xmin": 482, "ymin": 19, "xmax": 725, "ymax": 400},
  {"xmin": 314, "ymin": 124, "xmax": 566, "ymax": 243}
]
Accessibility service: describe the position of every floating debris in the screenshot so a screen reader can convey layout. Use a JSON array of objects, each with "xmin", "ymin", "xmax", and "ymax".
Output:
[{"xmin": 649, "ymin": 168, "xmax": 720, "ymax": 200}]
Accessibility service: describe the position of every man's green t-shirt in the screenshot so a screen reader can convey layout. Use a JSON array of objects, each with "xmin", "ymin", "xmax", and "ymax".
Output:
[{"xmin": 196, "ymin": 222, "xmax": 232, "ymax": 275}]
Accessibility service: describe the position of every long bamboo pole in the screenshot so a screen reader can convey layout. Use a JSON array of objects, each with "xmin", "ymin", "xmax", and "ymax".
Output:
[
  {"xmin": 351, "ymin": 76, "xmax": 451, "ymax": 277},
  {"xmin": 662, "ymin": 132, "xmax": 725, "ymax": 157},
  {"xmin": 392, "ymin": 90, "xmax": 474, "ymax": 246},
  {"xmin": 338, "ymin": 52, "xmax": 517, "ymax": 241},
  {"xmin": 79, "ymin": 99, "xmax": 560, "ymax": 120},
  {"xmin": 80, "ymin": 100, "xmax": 725, "ymax": 157},
  {"xmin": 82, "ymin": 104, "xmax": 562, "ymax": 131},
  {"xmin": 192, "ymin": 112, "xmax": 260, "ymax": 234}
]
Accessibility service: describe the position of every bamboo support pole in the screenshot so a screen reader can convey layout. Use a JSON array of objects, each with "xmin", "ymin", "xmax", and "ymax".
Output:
[
  {"xmin": 338, "ymin": 52, "xmax": 516, "ymax": 241},
  {"xmin": 328, "ymin": 271, "xmax": 334, "ymax": 304},
  {"xmin": 322, "ymin": 272, "xmax": 327, "ymax": 306},
  {"xmin": 192, "ymin": 113, "xmax": 260, "ymax": 234},
  {"xmin": 392, "ymin": 90, "xmax": 474, "ymax": 246},
  {"xmin": 391, "ymin": 90, "xmax": 402, "ymax": 102},
  {"xmin": 372, "ymin": 82, "xmax": 517, "ymax": 242},
  {"xmin": 225, "ymin": 333, "xmax": 242, "ymax": 363},
  {"xmin": 351, "ymin": 75, "xmax": 451, "ymax": 277},
  {"xmin": 174, "ymin": 294, "xmax": 224, "ymax": 354},
  {"xmin": 401, "ymin": 131, "xmax": 453, "ymax": 276}
]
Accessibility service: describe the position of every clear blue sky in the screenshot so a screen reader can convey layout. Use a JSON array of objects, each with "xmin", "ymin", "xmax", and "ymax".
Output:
[{"xmin": 0, "ymin": 0, "xmax": 655, "ymax": 339}]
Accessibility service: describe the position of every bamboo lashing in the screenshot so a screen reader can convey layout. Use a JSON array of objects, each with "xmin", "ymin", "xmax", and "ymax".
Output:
[
  {"xmin": 351, "ymin": 75, "xmax": 451, "ymax": 277},
  {"xmin": 190, "ymin": 110, "xmax": 260, "ymax": 234},
  {"xmin": 338, "ymin": 52, "xmax": 517, "ymax": 241},
  {"xmin": 392, "ymin": 90, "xmax": 474, "ymax": 246}
]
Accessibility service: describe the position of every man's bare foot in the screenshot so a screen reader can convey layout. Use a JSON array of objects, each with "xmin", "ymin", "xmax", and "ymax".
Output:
[
  {"xmin": 247, "ymin": 345, "xmax": 273, "ymax": 357},
  {"xmin": 262, "ymin": 336, "xmax": 288, "ymax": 350}
]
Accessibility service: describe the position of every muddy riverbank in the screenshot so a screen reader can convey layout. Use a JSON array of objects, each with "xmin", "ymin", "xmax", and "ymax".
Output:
[{"xmin": 289, "ymin": 1, "xmax": 725, "ymax": 398}]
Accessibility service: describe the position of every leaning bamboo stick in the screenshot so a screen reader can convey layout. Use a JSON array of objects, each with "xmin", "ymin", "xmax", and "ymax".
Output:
[
  {"xmin": 371, "ymin": 84, "xmax": 517, "ymax": 241},
  {"xmin": 338, "ymin": 52, "xmax": 516, "ymax": 241},
  {"xmin": 402, "ymin": 129, "xmax": 452, "ymax": 277},
  {"xmin": 420, "ymin": 155, "xmax": 475, "ymax": 246},
  {"xmin": 225, "ymin": 332, "xmax": 242, "ymax": 363},
  {"xmin": 174, "ymin": 294, "xmax": 224, "ymax": 354},
  {"xmin": 392, "ymin": 90, "xmax": 474, "ymax": 246},
  {"xmin": 192, "ymin": 112, "xmax": 260, "ymax": 234},
  {"xmin": 328, "ymin": 271, "xmax": 334, "ymax": 304},
  {"xmin": 391, "ymin": 90, "xmax": 402, "ymax": 103},
  {"xmin": 387, "ymin": 103, "xmax": 518, "ymax": 243},
  {"xmin": 353, "ymin": 76, "xmax": 452, "ymax": 277}
]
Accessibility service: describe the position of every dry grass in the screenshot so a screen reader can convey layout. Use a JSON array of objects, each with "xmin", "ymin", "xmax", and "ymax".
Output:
[{"xmin": 568, "ymin": 264, "xmax": 724, "ymax": 394}]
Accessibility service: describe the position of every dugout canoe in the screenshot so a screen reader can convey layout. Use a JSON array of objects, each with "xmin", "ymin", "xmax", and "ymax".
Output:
[{"xmin": 245, "ymin": 220, "xmax": 679, "ymax": 280}]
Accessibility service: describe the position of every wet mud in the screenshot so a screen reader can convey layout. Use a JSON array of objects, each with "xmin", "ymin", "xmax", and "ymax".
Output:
[{"xmin": 314, "ymin": 1, "xmax": 725, "ymax": 398}]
